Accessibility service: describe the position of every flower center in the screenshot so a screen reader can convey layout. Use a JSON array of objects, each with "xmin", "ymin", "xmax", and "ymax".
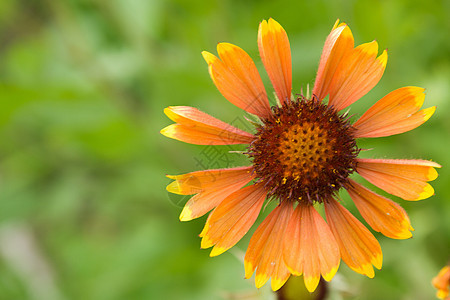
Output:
[{"xmin": 248, "ymin": 96, "xmax": 359, "ymax": 204}]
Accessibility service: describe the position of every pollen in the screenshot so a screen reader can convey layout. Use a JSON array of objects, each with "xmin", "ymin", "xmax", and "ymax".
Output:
[{"xmin": 248, "ymin": 96, "xmax": 359, "ymax": 204}]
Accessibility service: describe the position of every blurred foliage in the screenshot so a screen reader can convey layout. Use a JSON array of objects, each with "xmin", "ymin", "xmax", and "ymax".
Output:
[{"xmin": 0, "ymin": 0, "xmax": 449, "ymax": 299}]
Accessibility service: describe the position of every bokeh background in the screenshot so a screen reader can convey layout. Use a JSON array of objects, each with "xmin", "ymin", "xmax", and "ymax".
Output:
[{"xmin": 0, "ymin": 0, "xmax": 449, "ymax": 299}]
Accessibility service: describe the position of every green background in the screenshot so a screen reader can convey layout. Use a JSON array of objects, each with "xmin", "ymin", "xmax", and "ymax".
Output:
[{"xmin": 0, "ymin": 0, "xmax": 449, "ymax": 299}]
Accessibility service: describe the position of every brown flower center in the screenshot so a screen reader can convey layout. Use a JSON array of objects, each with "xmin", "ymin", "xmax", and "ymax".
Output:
[{"xmin": 248, "ymin": 96, "xmax": 359, "ymax": 204}]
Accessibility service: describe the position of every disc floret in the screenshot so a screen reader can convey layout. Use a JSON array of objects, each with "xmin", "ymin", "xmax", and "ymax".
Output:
[{"xmin": 248, "ymin": 96, "xmax": 359, "ymax": 204}]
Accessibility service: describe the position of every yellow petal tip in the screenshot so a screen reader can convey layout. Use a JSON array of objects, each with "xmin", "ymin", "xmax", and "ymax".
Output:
[
  {"xmin": 416, "ymin": 184, "xmax": 435, "ymax": 200},
  {"xmin": 271, "ymin": 276, "xmax": 289, "ymax": 291},
  {"xmin": 202, "ymin": 51, "xmax": 217, "ymax": 65},
  {"xmin": 378, "ymin": 49, "xmax": 388, "ymax": 67},
  {"xmin": 200, "ymin": 234, "xmax": 214, "ymax": 249},
  {"xmin": 160, "ymin": 124, "xmax": 177, "ymax": 140},
  {"xmin": 360, "ymin": 263, "xmax": 375, "ymax": 278},
  {"xmin": 322, "ymin": 263, "xmax": 340, "ymax": 282},
  {"xmin": 166, "ymin": 180, "xmax": 181, "ymax": 194},
  {"xmin": 286, "ymin": 266, "xmax": 302, "ymax": 276},
  {"xmin": 267, "ymin": 18, "xmax": 284, "ymax": 34},
  {"xmin": 244, "ymin": 261, "xmax": 254, "ymax": 279},
  {"xmin": 199, "ymin": 221, "xmax": 209, "ymax": 237},
  {"xmin": 179, "ymin": 206, "xmax": 193, "ymax": 221},
  {"xmin": 427, "ymin": 166, "xmax": 439, "ymax": 181},
  {"xmin": 163, "ymin": 106, "xmax": 172, "ymax": 116},
  {"xmin": 210, "ymin": 246, "xmax": 227, "ymax": 257},
  {"xmin": 255, "ymin": 274, "xmax": 269, "ymax": 289},
  {"xmin": 304, "ymin": 275, "xmax": 320, "ymax": 293},
  {"xmin": 373, "ymin": 252, "xmax": 383, "ymax": 270},
  {"xmin": 437, "ymin": 290, "xmax": 447, "ymax": 299},
  {"xmin": 422, "ymin": 106, "xmax": 436, "ymax": 122},
  {"xmin": 332, "ymin": 19, "xmax": 340, "ymax": 30},
  {"xmin": 216, "ymin": 42, "xmax": 236, "ymax": 53}
]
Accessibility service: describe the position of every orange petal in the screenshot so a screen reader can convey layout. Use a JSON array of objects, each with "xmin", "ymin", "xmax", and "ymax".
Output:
[
  {"xmin": 200, "ymin": 184, "xmax": 266, "ymax": 256},
  {"xmin": 244, "ymin": 201, "xmax": 293, "ymax": 291},
  {"xmin": 313, "ymin": 21, "xmax": 354, "ymax": 101},
  {"xmin": 356, "ymin": 158, "xmax": 441, "ymax": 201},
  {"xmin": 283, "ymin": 204, "xmax": 340, "ymax": 293},
  {"xmin": 216, "ymin": 43, "xmax": 272, "ymax": 118},
  {"xmin": 347, "ymin": 179, "xmax": 413, "ymax": 239},
  {"xmin": 324, "ymin": 198, "xmax": 382, "ymax": 278},
  {"xmin": 166, "ymin": 166, "xmax": 254, "ymax": 195},
  {"xmin": 353, "ymin": 87, "xmax": 435, "ymax": 138},
  {"xmin": 258, "ymin": 18, "xmax": 292, "ymax": 105},
  {"xmin": 202, "ymin": 46, "xmax": 271, "ymax": 119},
  {"xmin": 328, "ymin": 41, "xmax": 388, "ymax": 111},
  {"xmin": 432, "ymin": 266, "xmax": 450, "ymax": 300},
  {"xmin": 161, "ymin": 106, "xmax": 254, "ymax": 145},
  {"xmin": 178, "ymin": 169, "xmax": 255, "ymax": 221}
]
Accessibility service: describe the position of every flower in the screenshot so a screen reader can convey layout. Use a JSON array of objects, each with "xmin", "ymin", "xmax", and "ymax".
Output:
[
  {"xmin": 433, "ymin": 265, "xmax": 450, "ymax": 300},
  {"xmin": 161, "ymin": 18, "xmax": 440, "ymax": 292}
]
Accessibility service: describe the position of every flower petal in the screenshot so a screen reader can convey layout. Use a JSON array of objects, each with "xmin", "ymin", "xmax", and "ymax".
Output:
[
  {"xmin": 313, "ymin": 21, "xmax": 354, "ymax": 101},
  {"xmin": 200, "ymin": 184, "xmax": 266, "ymax": 256},
  {"xmin": 356, "ymin": 158, "xmax": 441, "ymax": 201},
  {"xmin": 283, "ymin": 204, "xmax": 340, "ymax": 293},
  {"xmin": 328, "ymin": 41, "xmax": 388, "ymax": 111},
  {"xmin": 161, "ymin": 106, "xmax": 254, "ymax": 145},
  {"xmin": 166, "ymin": 166, "xmax": 254, "ymax": 195},
  {"xmin": 432, "ymin": 266, "xmax": 450, "ymax": 300},
  {"xmin": 169, "ymin": 167, "xmax": 255, "ymax": 221},
  {"xmin": 244, "ymin": 201, "xmax": 293, "ymax": 291},
  {"xmin": 258, "ymin": 18, "xmax": 292, "ymax": 105},
  {"xmin": 353, "ymin": 87, "xmax": 435, "ymax": 138},
  {"xmin": 325, "ymin": 198, "xmax": 382, "ymax": 278},
  {"xmin": 347, "ymin": 179, "xmax": 413, "ymax": 239},
  {"xmin": 202, "ymin": 48, "xmax": 271, "ymax": 119}
]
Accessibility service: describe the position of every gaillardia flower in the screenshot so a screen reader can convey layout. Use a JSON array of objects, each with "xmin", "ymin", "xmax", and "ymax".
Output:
[
  {"xmin": 162, "ymin": 19, "xmax": 440, "ymax": 292},
  {"xmin": 433, "ymin": 265, "xmax": 450, "ymax": 299}
]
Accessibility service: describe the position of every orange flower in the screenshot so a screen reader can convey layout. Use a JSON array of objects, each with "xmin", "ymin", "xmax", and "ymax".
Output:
[
  {"xmin": 433, "ymin": 265, "xmax": 450, "ymax": 300},
  {"xmin": 162, "ymin": 18, "xmax": 440, "ymax": 292}
]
